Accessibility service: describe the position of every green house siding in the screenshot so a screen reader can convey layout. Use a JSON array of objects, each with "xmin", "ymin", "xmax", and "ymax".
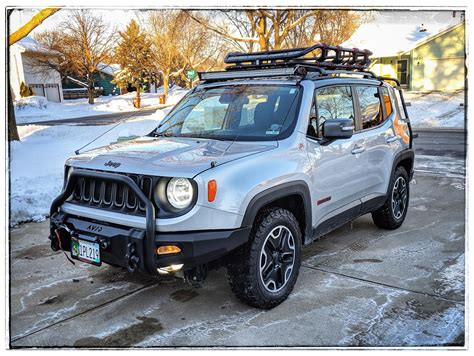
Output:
[
  {"xmin": 61, "ymin": 71, "xmax": 120, "ymax": 96},
  {"xmin": 368, "ymin": 24, "xmax": 465, "ymax": 92},
  {"xmin": 369, "ymin": 55, "xmax": 411, "ymax": 88},
  {"xmin": 410, "ymin": 24, "xmax": 465, "ymax": 91},
  {"xmin": 94, "ymin": 72, "xmax": 120, "ymax": 96}
]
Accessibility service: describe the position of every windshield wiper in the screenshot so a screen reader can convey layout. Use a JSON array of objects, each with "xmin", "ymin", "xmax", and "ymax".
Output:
[{"xmin": 152, "ymin": 131, "xmax": 174, "ymax": 138}]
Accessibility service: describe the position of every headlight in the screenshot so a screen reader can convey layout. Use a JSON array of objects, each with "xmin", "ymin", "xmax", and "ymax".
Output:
[{"xmin": 166, "ymin": 177, "xmax": 193, "ymax": 209}]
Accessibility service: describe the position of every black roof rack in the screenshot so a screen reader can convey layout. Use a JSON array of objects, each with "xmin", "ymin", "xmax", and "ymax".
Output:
[
  {"xmin": 198, "ymin": 43, "xmax": 374, "ymax": 82},
  {"xmin": 224, "ymin": 43, "xmax": 372, "ymax": 71}
]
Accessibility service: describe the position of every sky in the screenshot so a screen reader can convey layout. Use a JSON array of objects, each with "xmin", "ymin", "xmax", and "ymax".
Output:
[{"xmin": 8, "ymin": 8, "xmax": 141, "ymax": 35}]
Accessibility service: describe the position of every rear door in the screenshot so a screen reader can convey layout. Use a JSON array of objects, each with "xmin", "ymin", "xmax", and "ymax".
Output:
[
  {"xmin": 306, "ymin": 85, "xmax": 366, "ymax": 226},
  {"xmin": 353, "ymin": 84, "xmax": 399, "ymax": 200}
]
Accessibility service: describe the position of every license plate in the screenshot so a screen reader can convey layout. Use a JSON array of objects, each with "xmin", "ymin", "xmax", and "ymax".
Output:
[{"xmin": 71, "ymin": 237, "xmax": 101, "ymax": 266}]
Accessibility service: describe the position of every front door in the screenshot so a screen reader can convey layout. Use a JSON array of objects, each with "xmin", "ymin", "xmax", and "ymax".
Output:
[
  {"xmin": 397, "ymin": 59, "xmax": 409, "ymax": 87},
  {"xmin": 306, "ymin": 85, "xmax": 366, "ymax": 227}
]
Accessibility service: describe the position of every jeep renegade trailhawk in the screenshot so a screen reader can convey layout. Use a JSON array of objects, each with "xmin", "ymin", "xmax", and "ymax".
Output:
[{"xmin": 49, "ymin": 44, "xmax": 414, "ymax": 309}]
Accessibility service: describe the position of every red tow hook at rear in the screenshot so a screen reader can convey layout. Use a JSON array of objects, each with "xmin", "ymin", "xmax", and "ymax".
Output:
[{"xmin": 54, "ymin": 227, "xmax": 76, "ymax": 266}]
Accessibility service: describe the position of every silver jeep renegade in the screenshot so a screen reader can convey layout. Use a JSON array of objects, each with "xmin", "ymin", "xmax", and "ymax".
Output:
[{"xmin": 50, "ymin": 44, "xmax": 414, "ymax": 309}]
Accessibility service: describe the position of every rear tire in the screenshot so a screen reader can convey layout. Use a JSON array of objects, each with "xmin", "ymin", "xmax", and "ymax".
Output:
[
  {"xmin": 372, "ymin": 166, "xmax": 409, "ymax": 230},
  {"xmin": 226, "ymin": 208, "xmax": 301, "ymax": 309}
]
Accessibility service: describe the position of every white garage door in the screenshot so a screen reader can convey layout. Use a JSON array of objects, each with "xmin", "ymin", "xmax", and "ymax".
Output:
[
  {"xmin": 30, "ymin": 84, "xmax": 45, "ymax": 97},
  {"xmin": 45, "ymin": 84, "xmax": 61, "ymax": 102},
  {"xmin": 423, "ymin": 58, "xmax": 465, "ymax": 91}
]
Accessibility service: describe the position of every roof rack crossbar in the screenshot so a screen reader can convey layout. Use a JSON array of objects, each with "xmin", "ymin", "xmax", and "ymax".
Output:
[{"xmin": 224, "ymin": 43, "xmax": 372, "ymax": 71}]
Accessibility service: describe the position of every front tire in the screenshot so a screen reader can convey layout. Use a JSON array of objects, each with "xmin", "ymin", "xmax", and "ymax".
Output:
[
  {"xmin": 372, "ymin": 166, "xmax": 409, "ymax": 229},
  {"xmin": 227, "ymin": 208, "xmax": 302, "ymax": 309}
]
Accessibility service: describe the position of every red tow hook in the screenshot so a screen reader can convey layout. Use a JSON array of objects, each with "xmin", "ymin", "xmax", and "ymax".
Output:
[{"xmin": 54, "ymin": 227, "xmax": 76, "ymax": 266}]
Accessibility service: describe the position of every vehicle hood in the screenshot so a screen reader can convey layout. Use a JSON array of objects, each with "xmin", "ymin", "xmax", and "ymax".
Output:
[{"xmin": 66, "ymin": 136, "xmax": 277, "ymax": 177}]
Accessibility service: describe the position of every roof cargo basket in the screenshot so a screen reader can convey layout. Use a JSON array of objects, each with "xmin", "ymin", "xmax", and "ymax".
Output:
[
  {"xmin": 224, "ymin": 43, "xmax": 372, "ymax": 71},
  {"xmin": 198, "ymin": 43, "xmax": 373, "ymax": 82}
]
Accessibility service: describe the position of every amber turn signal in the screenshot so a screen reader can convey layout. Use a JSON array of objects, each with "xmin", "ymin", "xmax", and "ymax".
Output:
[
  {"xmin": 156, "ymin": 245, "xmax": 182, "ymax": 255},
  {"xmin": 208, "ymin": 179, "xmax": 217, "ymax": 202}
]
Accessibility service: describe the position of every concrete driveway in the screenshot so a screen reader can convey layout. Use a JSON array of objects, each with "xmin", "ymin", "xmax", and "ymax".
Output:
[{"xmin": 9, "ymin": 158, "xmax": 465, "ymax": 348}]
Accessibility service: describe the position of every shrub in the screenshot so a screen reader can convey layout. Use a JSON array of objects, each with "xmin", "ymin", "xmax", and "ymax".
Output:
[{"xmin": 20, "ymin": 81, "xmax": 34, "ymax": 97}]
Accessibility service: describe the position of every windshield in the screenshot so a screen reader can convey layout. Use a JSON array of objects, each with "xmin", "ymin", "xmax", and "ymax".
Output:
[{"xmin": 152, "ymin": 85, "xmax": 301, "ymax": 141}]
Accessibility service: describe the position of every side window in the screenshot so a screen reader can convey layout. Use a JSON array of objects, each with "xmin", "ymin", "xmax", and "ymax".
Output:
[
  {"xmin": 381, "ymin": 87, "xmax": 393, "ymax": 117},
  {"xmin": 315, "ymin": 86, "xmax": 355, "ymax": 135},
  {"xmin": 356, "ymin": 86, "xmax": 384, "ymax": 130}
]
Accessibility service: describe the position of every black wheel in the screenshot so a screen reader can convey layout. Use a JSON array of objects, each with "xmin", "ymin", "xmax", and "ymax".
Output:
[
  {"xmin": 372, "ymin": 166, "xmax": 409, "ymax": 229},
  {"xmin": 226, "ymin": 208, "xmax": 301, "ymax": 309}
]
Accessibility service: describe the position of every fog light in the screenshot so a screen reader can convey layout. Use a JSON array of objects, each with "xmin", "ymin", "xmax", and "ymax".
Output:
[
  {"xmin": 157, "ymin": 264, "xmax": 184, "ymax": 275},
  {"xmin": 157, "ymin": 245, "xmax": 182, "ymax": 255}
]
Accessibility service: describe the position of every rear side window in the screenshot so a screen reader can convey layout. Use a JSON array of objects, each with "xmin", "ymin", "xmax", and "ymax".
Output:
[
  {"xmin": 315, "ymin": 86, "xmax": 354, "ymax": 135},
  {"xmin": 381, "ymin": 87, "xmax": 393, "ymax": 117},
  {"xmin": 356, "ymin": 86, "xmax": 383, "ymax": 130}
]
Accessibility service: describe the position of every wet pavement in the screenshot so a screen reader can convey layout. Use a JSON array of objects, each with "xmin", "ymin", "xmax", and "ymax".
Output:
[{"xmin": 9, "ymin": 157, "xmax": 465, "ymax": 348}]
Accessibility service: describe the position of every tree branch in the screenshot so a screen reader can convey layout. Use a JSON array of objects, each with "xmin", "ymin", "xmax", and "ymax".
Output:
[{"xmin": 9, "ymin": 8, "xmax": 62, "ymax": 45}]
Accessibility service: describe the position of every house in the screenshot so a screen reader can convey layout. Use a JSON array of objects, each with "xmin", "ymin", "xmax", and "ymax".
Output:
[
  {"xmin": 9, "ymin": 37, "xmax": 64, "ymax": 102},
  {"xmin": 62, "ymin": 63, "xmax": 121, "ymax": 99},
  {"xmin": 343, "ymin": 12, "xmax": 465, "ymax": 92}
]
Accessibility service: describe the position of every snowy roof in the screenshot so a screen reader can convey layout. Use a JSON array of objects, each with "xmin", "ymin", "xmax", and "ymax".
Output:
[
  {"xmin": 342, "ymin": 11, "xmax": 463, "ymax": 58},
  {"xmin": 97, "ymin": 63, "xmax": 120, "ymax": 76},
  {"xmin": 14, "ymin": 36, "xmax": 61, "ymax": 56}
]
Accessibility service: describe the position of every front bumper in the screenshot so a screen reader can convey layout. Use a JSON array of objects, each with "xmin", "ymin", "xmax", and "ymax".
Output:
[
  {"xmin": 51, "ymin": 214, "xmax": 250, "ymax": 273},
  {"xmin": 49, "ymin": 169, "xmax": 250, "ymax": 275}
]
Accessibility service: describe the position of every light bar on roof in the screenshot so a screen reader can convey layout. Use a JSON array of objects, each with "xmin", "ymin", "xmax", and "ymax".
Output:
[{"xmin": 199, "ymin": 67, "xmax": 297, "ymax": 81}]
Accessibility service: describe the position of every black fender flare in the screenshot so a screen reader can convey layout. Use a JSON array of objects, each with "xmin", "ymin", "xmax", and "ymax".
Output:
[
  {"xmin": 241, "ymin": 180, "xmax": 313, "ymax": 244},
  {"xmin": 390, "ymin": 148, "xmax": 415, "ymax": 184}
]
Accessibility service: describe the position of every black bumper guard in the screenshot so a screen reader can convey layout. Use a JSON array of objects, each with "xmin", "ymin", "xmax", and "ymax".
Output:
[{"xmin": 50, "ymin": 169, "xmax": 157, "ymax": 274}]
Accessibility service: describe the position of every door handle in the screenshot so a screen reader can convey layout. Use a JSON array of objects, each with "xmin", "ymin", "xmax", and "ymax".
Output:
[
  {"xmin": 386, "ymin": 135, "xmax": 401, "ymax": 143},
  {"xmin": 351, "ymin": 145, "xmax": 365, "ymax": 155}
]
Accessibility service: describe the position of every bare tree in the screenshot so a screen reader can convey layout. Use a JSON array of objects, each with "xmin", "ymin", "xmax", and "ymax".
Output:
[
  {"xmin": 177, "ymin": 12, "xmax": 229, "ymax": 87},
  {"xmin": 8, "ymin": 7, "xmax": 62, "ymax": 141},
  {"xmin": 146, "ymin": 10, "xmax": 227, "ymax": 100},
  {"xmin": 186, "ymin": 9, "xmax": 364, "ymax": 51},
  {"xmin": 57, "ymin": 9, "xmax": 116, "ymax": 104},
  {"xmin": 32, "ymin": 30, "xmax": 75, "ymax": 80}
]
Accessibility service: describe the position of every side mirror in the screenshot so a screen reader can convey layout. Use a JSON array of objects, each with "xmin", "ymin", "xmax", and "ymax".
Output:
[{"xmin": 322, "ymin": 119, "xmax": 354, "ymax": 139}]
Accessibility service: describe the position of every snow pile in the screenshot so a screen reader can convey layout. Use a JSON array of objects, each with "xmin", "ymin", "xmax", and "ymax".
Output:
[
  {"xmin": 14, "ymin": 96, "xmax": 48, "ymax": 110},
  {"xmin": 405, "ymin": 91, "xmax": 465, "ymax": 129},
  {"xmin": 9, "ymin": 108, "xmax": 170, "ymax": 226},
  {"xmin": 14, "ymin": 87, "xmax": 188, "ymax": 124}
]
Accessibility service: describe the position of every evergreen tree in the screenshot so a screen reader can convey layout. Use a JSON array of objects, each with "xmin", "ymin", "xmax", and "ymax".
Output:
[
  {"xmin": 113, "ymin": 20, "xmax": 154, "ymax": 107},
  {"xmin": 20, "ymin": 81, "xmax": 34, "ymax": 97}
]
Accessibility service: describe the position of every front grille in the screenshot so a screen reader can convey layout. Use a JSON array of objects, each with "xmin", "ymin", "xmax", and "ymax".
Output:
[{"xmin": 69, "ymin": 173, "xmax": 157, "ymax": 216}]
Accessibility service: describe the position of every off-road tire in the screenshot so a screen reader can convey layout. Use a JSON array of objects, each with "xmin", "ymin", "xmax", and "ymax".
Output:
[
  {"xmin": 372, "ymin": 166, "xmax": 409, "ymax": 230},
  {"xmin": 226, "ymin": 208, "xmax": 301, "ymax": 309}
]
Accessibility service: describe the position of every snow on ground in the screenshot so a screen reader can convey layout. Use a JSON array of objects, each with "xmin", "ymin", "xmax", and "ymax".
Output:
[
  {"xmin": 14, "ymin": 87, "xmax": 188, "ymax": 124},
  {"xmin": 405, "ymin": 91, "xmax": 465, "ymax": 129},
  {"xmin": 9, "ymin": 108, "xmax": 171, "ymax": 226}
]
